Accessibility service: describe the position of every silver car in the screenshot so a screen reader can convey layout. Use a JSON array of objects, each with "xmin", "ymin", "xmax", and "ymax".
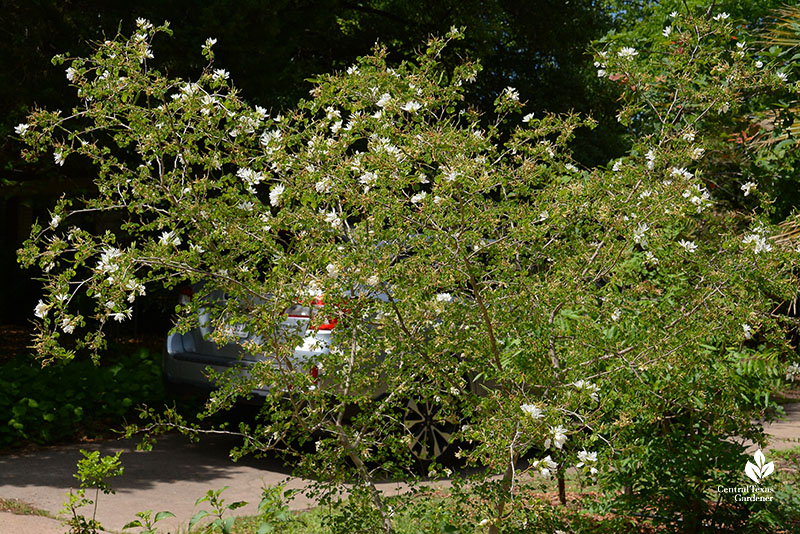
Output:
[{"xmin": 163, "ymin": 286, "xmax": 457, "ymax": 463}]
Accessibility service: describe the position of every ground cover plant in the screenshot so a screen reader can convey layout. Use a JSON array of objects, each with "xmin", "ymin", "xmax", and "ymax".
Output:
[
  {"xmin": 14, "ymin": 2, "xmax": 800, "ymax": 532},
  {"xmin": 0, "ymin": 345, "xmax": 166, "ymax": 448}
]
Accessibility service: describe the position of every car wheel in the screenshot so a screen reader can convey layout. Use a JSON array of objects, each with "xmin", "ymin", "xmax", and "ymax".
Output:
[{"xmin": 403, "ymin": 396, "xmax": 457, "ymax": 465}]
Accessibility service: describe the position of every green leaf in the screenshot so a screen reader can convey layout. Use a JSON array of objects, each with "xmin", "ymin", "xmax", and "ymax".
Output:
[
  {"xmin": 154, "ymin": 511, "xmax": 175, "ymax": 522},
  {"xmin": 188, "ymin": 510, "xmax": 209, "ymax": 530},
  {"xmin": 228, "ymin": 500, "xmax": 247, "ymax": 510},
  {"xmin": 222, "ymin": 516, "xmax": 235, "ymax": 534},
  {"xmin": 123, "ymin": 519, "xmax": 143, "ymax": 529}
]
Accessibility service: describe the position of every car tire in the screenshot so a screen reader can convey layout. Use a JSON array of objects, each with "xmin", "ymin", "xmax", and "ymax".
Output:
[{"xmin": 403, "ymin": 396, "xmax": 457, "ymax": 467}]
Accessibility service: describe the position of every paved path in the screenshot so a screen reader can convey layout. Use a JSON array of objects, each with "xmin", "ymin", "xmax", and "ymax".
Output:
[
  {"xmin": 0, "ymin": 432, "xmax": 433, "ymax": 533},
  {"xmin": 1, "ymin": 403, "xmax": 798, "ymax": 534},
  {"xmin": 763, "ymin": 401, "xmax": 800, "ymax": 451}
]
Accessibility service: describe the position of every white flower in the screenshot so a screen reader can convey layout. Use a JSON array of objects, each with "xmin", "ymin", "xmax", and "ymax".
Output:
[
  {"xmin": 410, "ymin": 191, "xmax": 427, "ymax": 204},
  {"xmin": 136, "ymin": 17, "xmax": 153, "ymax": 29},
  {"xmin": 565, "ymin": 163, "xmax": 578, "ymax": 173},
  {"xmin": 574, "ymin": 380, "xmax": 601, "ymax": 402},
  {"xmin": 678, "ymin": 239, "xmax": 697, "ymax": 253},
  {"xmin": 544, "ymin": 425, "xmax": 568, "ymax": 450},
  {"xmin": 682, "ymin": 130, "xmax": 696, "ymax": 142},
  {"xmin": 741, "ymin": 181, "xmax": 756, "ymax": 196},
  {"xmin": 15, "ymin": 123, "xmax": 29, "ymax": 136},
  {"xmin": 663, "ymin": 26, "xmax": 672, "ymax": 37},
  {"xmin": 633, "ymin": 222, "xmax": 649, "ymax": 247},
  {"xmin": 435, "ymin": 292, "xmax": 453, "ymax": 303},
  {"xmin": 777, "ymin": 71, "xmax": 788, "ymax": 83},
  {"xmin": 576, "ymin": 450, "xmax": 598, "ymax": 467},
  {"xmin": 326, "ymin": 263, "xmax": 339, "ymax": 278},
  {"xmin": 376, "ymin": 93, "xmax": 392, "ymax": 108},
  {"xmin": 237, "ymin": 167, "xmax": 265, "ymax": 192},
  {"xmin": 713, "ymin": 12, "xmax": 730, "ymax": 21},
  {"xmin": 443, "ymin": 169, "xmax": 458, "ymax": 182},
  {"xmin": 612, "ymin": 161, "xmax": 622, "ymax": 172},
  {"xmin": 401, "ymin": 101, "xmax": 422, "ymax": 113},
  {"xmin": 324, "ymin": 210, "xmax": 342, "ymax": 228},
  {"xmin": 742, "ymin": 234, "xmax": 772, "ymax": 254},
  {"xmin": 159, "ymin": 230, "xmax": 181, "ymax": 247},
  {"xmin": 325, "ymin": 106, "xmax": 341, "ymax": 120},
  {"xmin": 61, "ymin": 318, "xmax": 75, "ymax": 334},
  {"xmin": 433, "ymin": 196, "xmax": 443, "ymax": 205},
  {"xmin": 212, "ymin": 68, "xmax": 229, "ymax": 80},
  {"xmin": 347, "ymin": 65, "xmax": 359, "ymax": 75},
  {"xmin": 54, "ymin": 150, "xmax": 66, "ymax": 166},
  {"xmin": 597, "ymin": 69, "xmax": 607, "ymax": 78},
  {"xmin": 65, "ymin": 67, "xmax": 77, "ymax": 81},
  {"xmin": 204, "ymin": 37, "xmax": 217, "ymax": 49},
  {"xmin": 618, "ymin": 47, "xmax": 638, "ymax": 60},
  {"xmin": 681, "ymin": 184, "xmax": 711, "ymax": 213},
  {"xmin": 742, "ymin": 323, "xmax": 753, "ymax": 340},
  {"xmin": 34, "ymin": 300, "xmax": 49, "ymax": 319},
  {"xmin": 503, "ymin": 86, "xmax": 519, "ymax": 102},
  {"xmin": 670, "ymin": 11, "xmax": 678, "ymax": 17},
  {"xmin": 50, "ymin": 214, "xmax": 61, "ymax": 228},
  {"xmin": 125, "ymin": 279, "xmax": 146, "ymax": 296},
  {"xmin": 670, "ymin": 167, "xmax": 693, "ymax": 180},
  {"xmin": 645, "ymin": 149, "xmax": 656, "ymax": 170},
  {"xmin": 522, "ymin": 112, "xmax": 535, "ymax": 123},
  {"xmin": 359, "ymin": 171, "xmax": 377, "ymax": 187},
  {"xmin": 111, "ymin": 308, "xmax": 133, "ymax": 322},
  {"xmin": 330, "ymin": 120, "xmax": 342, "ymax": 134},
  {"xmin": 520, "ymin": 403, "xmax": 544, "ymax": 419},
  {"xmin": 269, "ymin": 184, "xmax": 285, "ymax": 206},
  {"xmin": 260, "ymin": 129, "xmax": 282, "ymax": 149},
  {"xmin": 645, "ymin": 251, "xmax": 659, "ymax": 265},
  {"xmin": 786, "ymin": 362, "xmax": 800, "ymax": 381},
  {"xmin": 96, "ymin": 247, "xmax": 122, "ymax": 273},
  {"xmin": 533, "ymin": 455, "xmax": 558, "ymax": 479},
  {"xmin": 755, "ymin": 60, "xmax": 763, "ymax": 69},
  {"xmin": 315, "ymin": 175, "xmax": 333, "ymax": 193},
  {"xmin": 690, "ymin": 147, "xmax": 705, "ymax": 160},
  {"xmin": 237, "ymin": 201, "xmax": 254, "ymax": 211}
]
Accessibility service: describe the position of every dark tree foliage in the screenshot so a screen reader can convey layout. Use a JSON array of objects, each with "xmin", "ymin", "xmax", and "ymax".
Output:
[
  {"xmin": 6, "ymin": 0, "xmax": 789, "ymax": 323},
  {"xmin": 2, "ymin": 0, "xmax": 624, "ymax": 323}
]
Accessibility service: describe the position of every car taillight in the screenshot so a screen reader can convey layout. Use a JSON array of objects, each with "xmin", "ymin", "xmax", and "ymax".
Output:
[
  {"xmin": 311, "ymin": 296, "xmax": 337, "ymax": 331},
  {"xmin": 317, "ymin": 318, "xmax": 338, "ymax": 331},
  {"xmin": 179, "ymin": 286, "xmax": 193, "ymax": 305},
  {"xmin": 309, "ymin": 365, "xmax": 319, "ymax": 384}
]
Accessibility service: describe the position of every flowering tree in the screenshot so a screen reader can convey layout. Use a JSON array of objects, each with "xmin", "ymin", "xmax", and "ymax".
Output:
[{"xmin": 16, "ymin": 10, "xmax": 799, "ymax": 532}]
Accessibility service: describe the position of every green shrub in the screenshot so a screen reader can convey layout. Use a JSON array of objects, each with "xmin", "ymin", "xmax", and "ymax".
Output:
[{"xmin": 0, "ymin": 347, "xmax": 165, "ymax": 448}]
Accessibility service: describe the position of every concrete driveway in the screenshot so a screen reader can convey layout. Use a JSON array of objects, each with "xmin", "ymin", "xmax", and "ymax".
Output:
[
  {"xmin": 1, "ymin": 403, "xmax": 798, "ymax": 534},
  {"xmin": 0, "ymin": 431, "xmax": 422, "ymax": 533}
]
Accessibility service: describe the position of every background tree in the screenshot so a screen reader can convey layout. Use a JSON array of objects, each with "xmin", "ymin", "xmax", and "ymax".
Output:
[{"xmin": 3, "ymin": 0, "xmax": 622, "ymax": 324}]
